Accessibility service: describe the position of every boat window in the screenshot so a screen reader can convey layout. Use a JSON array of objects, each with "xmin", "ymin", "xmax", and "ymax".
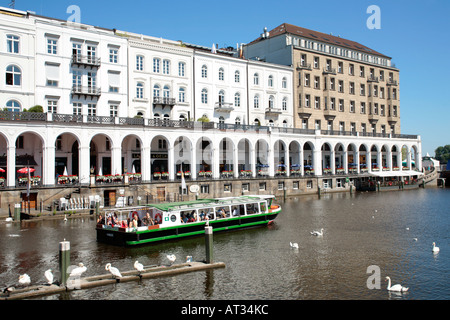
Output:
[
  {"xmin": 245, "ymin": 203, "xmax": 259, "ymax": 215},
  {"xmin": 199, "ymin": 208, "xmax": 214, "ymax": 221},
  {"xmin": 216, "ymin": 206, "xmax": 230, "ymax": 219},
  {"xmin": 180, "ymin": 209, "xmax": 197, "ymax": 223},
  {"xmin": 259, "ymin": 202, "xmax": 267, "ymax": 213},
  {"xmin": 231, "ymin": 205, "xmax": 245, "ymax": 216}
]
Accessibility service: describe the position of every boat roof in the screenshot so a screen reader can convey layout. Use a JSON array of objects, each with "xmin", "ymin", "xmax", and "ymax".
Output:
[{"xmin": 146, "ymin": 195, "xmax": 274, "ymax": 212}]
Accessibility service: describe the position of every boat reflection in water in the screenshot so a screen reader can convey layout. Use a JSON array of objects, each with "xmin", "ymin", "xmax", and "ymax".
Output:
[{"xmin": 96, "ymin": 195, "xmax": 281, "ymax": 246}]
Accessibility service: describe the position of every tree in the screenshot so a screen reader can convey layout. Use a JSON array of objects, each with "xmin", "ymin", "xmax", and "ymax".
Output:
[
  {"xmin": 435, "ymin": 145, "xmax": 450, "ymax": 164},
  {"xmin": 197, "ymin": 115, "xmax": 209, "ymax": 122}
]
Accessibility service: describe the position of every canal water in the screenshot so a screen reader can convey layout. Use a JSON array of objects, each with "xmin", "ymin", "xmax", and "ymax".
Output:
[{"xmin": 0, "ymin": 187, "xmax": 448, "ymax": 300}]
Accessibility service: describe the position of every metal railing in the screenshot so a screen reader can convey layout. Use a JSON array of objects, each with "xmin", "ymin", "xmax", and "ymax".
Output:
[
  {"xmin": 71, "ymin": 85, "xmax": 101, "ymax": 96},
  {"xmin": 71, "ymin": 54, "xmax": 101, "ymax": 67}
]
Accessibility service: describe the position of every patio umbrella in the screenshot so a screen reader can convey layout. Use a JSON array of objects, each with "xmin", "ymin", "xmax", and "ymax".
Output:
[
  {"xmin": 132, "ymin": 165, "xmax": 136, "ymax": 174},
  {"xmin": 17, "ymin": 167, "xmax": 35, "ymax": 174},
  {"xmin": 98, "ymin": 167, "xmax": 102, "ymax": 176},
  {"xmin": 0, "ymin": 168, "xmax": 5, "ymax": 172},
  {"xmin": 63, "ymin": 166, "xmax": 68, "ymax": 176}
]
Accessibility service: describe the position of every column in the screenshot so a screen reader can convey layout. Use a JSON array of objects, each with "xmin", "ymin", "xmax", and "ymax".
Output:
[
  {"xmin": 250, "ymin": 147, "xmax": 256, "ymax": 178},
  {"xmin": 7, "ymin": 145, "xmax": 16, "ymax": 187},
  {"xmin": 268, "ymin": 147, "xmax": 274, "ymax": 177},
  {"xmin": 191, "ymin": 147, "xmax": 197, "ymax": 180},
  {"xmin": 313, "ymin": 149, "xmax": 322, "ymax": 176},
  {"xmin": 343, "ymin": 150, "xmax": 348, "ymax": 175},
  {"xmin": 407, "ymin": 150, "xmax": 412, "ymax": 170},
  {"xmin": 299, "ymin": 149, "xmax": 304, "ymax": 176},
  {"xmin": 168, "ymin": 146, "xmax": 174, "ymax": 181},
  {"xmin": 233, "ymin": 146, "xmax": 238, "ymax": 178},
  {"xmin": 377, "ymin": 150, "xmax": 382, "ymax": 171},
  {"xmin": 43, "ymin": 145, "xmax": 56, "ymax": 186},
  {"xmin": 356, "ymin": 150, "xmax": 360, "ymax": 174},
  {"xmin": 330, "ymin": 149, "xmax": 336, "ymax": 175},
  {"xmin": 212, "ymin": 147, "xmax": 220, "ymax": 179},
  {"xmin": 387, "ymin": 150, "xmax": 393, "ymax": 171},
  {"xmin": 141, "ymin": 146, "xmax": 151, "ymax": 182},
  {"xmin": 285, "ymin": 149, "xmax": 290, "ymax": 177},
  {"xmin": 79, "ymin": 144, "xmax": 90, "ymax": 185},
  {"xmin": 111, "ymin": 146, "xmax": 122, "ymax": 176},
  {"xmin": 367, "ymin": 151, "xmax": 372, "ymax": 173}
]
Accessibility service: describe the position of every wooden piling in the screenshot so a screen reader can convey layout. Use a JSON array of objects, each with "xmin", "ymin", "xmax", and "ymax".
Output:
[
  {"xmin": 59, "ymin": 240, "xmax": 70, "ymax": 286},
  {"xmin": 205, "ymin": 226, "xmax": 214, "ymax": 264}
]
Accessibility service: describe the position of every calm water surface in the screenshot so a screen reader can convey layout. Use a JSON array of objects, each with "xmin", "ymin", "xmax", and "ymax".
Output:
[{"xmin": 0, "ymin": 187, "xmax": 448, "ymax": 300}]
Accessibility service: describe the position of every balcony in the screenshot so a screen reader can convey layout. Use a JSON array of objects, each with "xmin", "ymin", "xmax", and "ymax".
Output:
[
  {"xmin": 71, "ymin": 54, "xmax": 101, "ymax": 68},
  {"xmin": 322, "ymin": 67, "xmax": 336, "ymax": 75},
  {"xmin": 323, "ymin": 108, "xmax": 337, "ymax": 119},
  {"xmin": 368, "ymin": 113, "xmax": 380, "ymax": 122},
  {"xmin": 297, "ymin": 106, "xmax": 312, "ymax": 118},
  {"xmin": 387, "ymin": 79, "xmax": 398, "ymax": 86},
  {"xmin": 71, "ymin": 85, "xmax": 101, "ymax": 98},
  {"xmin": 296, "ymin": 62, "xmax": 312, "ymax": 70},
  {"xmin": 265, "ymin": 107, "xmax": 282, "ymax": 116},
  {"xmin": 388, "ymin": 114, "xmax": 398, "ymax": 123},
  {"xmin": 367, "ymin": 76, "xmax": 379, "ymax": 82},
  {"xmin": 153, "ymin": 97, "xmax": 176, "ymax": 106},
  {"xmin": 214, "ymin": 102, "xmax": 234, "ymax": 113}
]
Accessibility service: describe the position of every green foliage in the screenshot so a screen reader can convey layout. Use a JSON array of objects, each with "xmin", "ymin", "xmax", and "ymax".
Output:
[
  {"xmin": 25, "ymin": 105, "xmax": 44, "ymax": 113},
  {"xmin": 197, "ymin": 115, "xmax": 210, "ymax": 122},
  {"xmin": 435, "ymin": 145, "xmax": 450, "ymax": 164}
]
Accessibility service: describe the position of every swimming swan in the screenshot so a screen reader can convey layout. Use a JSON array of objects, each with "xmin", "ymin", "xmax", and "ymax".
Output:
[{"xmin": 385, "ymin": 276, "xmax": 408, "ymax": 292}]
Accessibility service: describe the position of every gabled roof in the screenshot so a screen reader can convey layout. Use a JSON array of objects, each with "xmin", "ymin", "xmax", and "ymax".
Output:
[{"xmin": 249, "ymin": 23, "xmax": 391, "ymax": 59}]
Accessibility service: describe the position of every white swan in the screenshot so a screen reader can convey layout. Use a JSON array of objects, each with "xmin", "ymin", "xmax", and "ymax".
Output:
[
  {"xmin": 44, "ymin": 269, "xmax": 53, "ymax": 285},
  {"xmin": 290, "ymin": 242, "xmax": 299, "ymax": 249},
  {"xmin": 167, "ymin": 254, "xmax": 176, "ymax": 266},
  {"xmin": 5, "ymin": 217, "xmax": 13, "ymax": 222},
  {"xmin": 134, "ymin": 260, "xmax": 144, "ymax": 273},
  {"xmin": 105, "ymin": 263, "xmax": 122, "ymax": 279},
  {"xmin": 18, "ymin": 274, "xmax": 31, "ymax": 286},
  {"xmin": 385, "ymin": 276, "xmax": 408, "ymax": 292},
  {"xmin": 432, "ymin": 242, "xmax": 440, "ymax": 253},
  {"xmin": 70, "ymin": 263, "xmax": 87, "ymax": 277},
  {"xmin": 310, "ymin": 228, "xmax": 324, "ymax": 236}
]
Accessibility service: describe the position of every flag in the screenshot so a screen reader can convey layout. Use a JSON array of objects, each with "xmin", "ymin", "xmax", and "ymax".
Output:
[{"xmin": 181, "ymin": 171, "xmax": 186, "ymax": 192}]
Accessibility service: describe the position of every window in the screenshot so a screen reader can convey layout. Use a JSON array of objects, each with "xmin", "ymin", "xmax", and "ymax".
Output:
[
  {"xmin": 242, "ymin": 183, "xmax": 249, "ymax": 192},
  {"xmin": 315, "ymin": 120, "xmax": 321, "ymax": 130},
  {"xmin": 234, "ymin": 92, "xmax": 241, "ymax": 107},
  {"xmin": 278, "ymin": 181, "xmax": 285, "ymax": 191},
  {"xmin": 350, "ymin": 122, "xmax": 356, "ymax": 133},
  {"xmin": 314, "ymin": 96, "xmax": 320, "ymax": 109},
  {"xmin": 282, "ymin": 97, "xmax": 287, "ymax": 111},
  {"xmin": 7, "ymin": 35, "xmax": 19, "ymax": 53},
  {"xmin": 360, "ymin": 84, "xmax": 365, "ymax": 96},
  {"xmin": 218, "ymin": 90, "xmax": 225, "ymax": 104},
  {"xmin": 72, "ymin": 42, "xmax": 82, "ymax": 60},
  {"xmin": 109, "ymin": 48, "xmax": 118, "ymax": 63},
  {"xmin": 282, "ymin": 77, "xmax": 287, "ymax": 88},
  {"xmin": 338, "ymin": 80, "xmax": 344, "ymax": 93},
  {"xmin": 201, "ymin": 88, "xmax": 208, "ymax": 104},
  {"xmin": 339, "ymin": 121, "xmax": 344, "ymax": 132},
  {"xmin": 47, "ymin": 38, "xmax": 58, "ymax": 55},
  {"xmin": 349, "ymin": 64, "xmax": 354, "ymax": 75},
  {"xmin": 235, "ymin": 117, "xmax": 241, "ymax": 125},
  {"xmin": 6, "ymin": 65, "xmax": 21, "ymax": 86},
  {"xmin": 47, "ymin": 99, "xmax": 58, "ymax": 113},
  {"xmin": 153, "ymin": 58, "xmax": 160, "ymax": 73},
  {"xmin": 153, "ymin": 84, "xmax": 160, "ymax": 97},
  {"xmin": 110, "ymin": 104, "xmax": 118, "ymax": 117},
  {"xmin": 253, "ymin": 95, "xmax": 259, "ymax": 109},
  {"xmin": 314, "ymin": 76, "xmax": 320, "ymax": 89},
  {"xmin": 178, "ymin": 87, "xmax": 186, "ymax": 102},
  {"xmin": 87, "ymin": 103, "xmax": 96, "ymax": 116},
  {"xmin": 108, "ymin": 71, "xmax": 120, "ymax": 93},
  {"xmin": 259, "ymin": 182, "xmax": 266, "ymax": 191},
  {"xmin": 360, "ymin": 66, "xmax": 365, "ymax": 77},
  {"xmin": 360, "ymin": 102, "xmax": 366, "ymax": 114},
  {"xmin": 350, "ymin": 101, "xmax": 355, "ymax": 113},
  {"xmin": 218, "ymin": 68, "xmax": 224, "ymax": 81},
  {"xmin": 268, "ymin": 75, "xmax": 273, "ymax": 87},
  {"xmin": 305, "ymin": 94, "xmax": 310, "ymax": 108},
  {"xmin": 200, "ymin": 185, "xmax": 209, "ymax": 194},
  {"xmin": 224, "ymin": 183, "xmax": 232, "ymax": 192},
  {"xmin": 87, "ymin": 71, "xmax": 97, "ymax": 90},
  {"xmin": 178, "ymin": 62, "xmax": 185, "ymax": 77},
  {"xmin": 6, "ymin": 100, "xmax": 21, "ymax": 112},
  {"xmin": 73, "ymin": 102, "xmax": 82, "ymax": 115},
  {"xmin": 268, "ymin": 95, "xmax": 274, "ymax": 109},
  {"xmin": 235, "ymin": 70, "xmax": 240, "ymax": 83},
  {"xmin": 302, "ymin": 119, "xmax": 308, "ymax": 129},
  {"xmin": 293, "ymin": 181, "xmax": 299, "ymax": 189},
  {"xmin": 330, "ymin": 77, "xmax": 335, "ymax": 90},
  {"xmin": 304, "ymin": 73, "xmax": 310, "ymax": 87},
  {"xmin": 136, "ymin": 82, "xmax": 144, "ymax": 99},
  {"xmin": 253, "ymin": 73, "xmax": 259, "ymax": 85},
  {"xmin": 136, "ymin": 55, "xmax": 144, "ymax": 71},
  {"xmin": 163, "ymin": 59, "xmax": 170, "ymax": 74},
  {"xmin": 313, "ymin": 57, "xmax": 319, "ymax": 69},
  {"xmin": 163, "ymin": 85, "xmax": 170, "ymax": 98},
  {"xmin": 338, "ymin": 62, "xmax": 343, "ymax": 73},
  {"xmin": 361, "ymin": 123, "xmax": 367, "ymax": 134},
  {"xmin": 201, "ymin": 65, "xmax": 208, "ymax": 78},
  {"xmin": 86, "ymin": 45, "xmax": 97, "ymax": 64},
  {"xmin": 339, "ymin": 99, "xmax": 344, "ymax": 112},
  {"xmin": 349, "ymin": 82, "xmax": 355, "ymax": 94},
  {"xmin": 72, "ymin": 70, "xmax": 82, "ymax": 88},
  {"xmin": 45, "ymin": 63, "xmax": 59, "ymax": 87}
]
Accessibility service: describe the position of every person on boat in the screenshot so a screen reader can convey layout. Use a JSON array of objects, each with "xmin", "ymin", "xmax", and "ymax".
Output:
[
  {"xmin": 130, "ymin": 215, "xmax": 138, "ymax": 228},
  {"xmin": 232, "ymin": 207, "xmax": 239, "ymax": 216},
  {"xmin": 182, "ymin": 214, "xmax": 188, "ymax": 223},
  {"xmin": 199, "ymin": 210, "xmax": 205, "ymax": 220},
  {"xmin": 142, "ymin": 212, "xmax": 154, "ymax": 226},
  {"xmin": 96, "ymin": 214, "xmax": 105, "ymax": 226},
  {"xmin": 217, "ymin": 208, "xmax": 226, "ymax": 218}
]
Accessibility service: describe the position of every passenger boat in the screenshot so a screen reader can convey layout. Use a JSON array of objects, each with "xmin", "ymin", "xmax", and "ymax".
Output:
[{"xmin": 96, "ymin": 195, "xmax": 281, "ymax": 246}]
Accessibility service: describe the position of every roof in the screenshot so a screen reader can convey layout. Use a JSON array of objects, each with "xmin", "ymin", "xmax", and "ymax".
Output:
[{"xmin": 248, "ymin": 23, "xmax": 391, "ymax": 59}]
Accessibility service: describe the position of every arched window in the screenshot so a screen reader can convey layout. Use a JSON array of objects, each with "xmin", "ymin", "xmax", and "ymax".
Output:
[
  {"xmin": 201, "ymin": 65, "xmax": 208, "ymax": 78},
  {"xmin": 153, "ymin": 84, "xmax": 160, "ymax": 97},
  {"xmin": 268, "ymin": 75, "xmax": 274, "ymax": 87},
  {"xmin": 283, "ymin": 120, "xmax": 288, "ymax": 128},
  {"xmin": 136, "ymin": 82, "xmax": 144, "ymax": 98},
  {"xmin": 235, "ymin": 117, "xmax": 241, "ymax": 125},
  {"xmin": 154, "ymin": 113, "xmax": 160, "ymax": 119},
  {"xmin": 235, "ymin": 70, "xmax": 240, "ymax": 83},
  {"xmin": 163, "ymin": 85, "xmax": 170, "ymax": 98},
  {"xmin": 282, "ymin": 97, "xmax": 287, "ymax": 111},
  {"xmin": 253, "ymin": 95, "xmax": 259, "ymax": 109},
  {"xmin": 219, "ymin": 116, "xmax": 225, "ymax": 124},
  {"xmin": 268, "ymin": 119, "xmax": 274, "ymax": 127},
  {"xmin": 269, "ymin": 95, "xmax": 274, "ymax": 109},
  {"xmin": 218, "ymin": 90, "xmax": 225, "ymax": 104},
  {"xmin": 253, "ymin": 73, "xmax": 259, "ymax": 85},
  {"xmin": 218, "ymin": 67, "xmax": 224, "ymax": 81},
  {"xmin": 6, "ymin": 99, "xmax": 21, "ymax": 112},
  {"xmin": 234, "ymin": 92, "xmax": 241, "ymax": 107},
  {"xmin": 254, "ymin": 118, "xmax": 261, "ymax": 126},
  {"xmin": 6, "ymin": 65, "xmax": 21, "ymax": 86},
  {"xmin": 201, "ymin": 88, "xmax": 208, "ymax": 104},
  {"xmin": 178, "ymin": 87, "xmax": 186, "ymax": 102}
]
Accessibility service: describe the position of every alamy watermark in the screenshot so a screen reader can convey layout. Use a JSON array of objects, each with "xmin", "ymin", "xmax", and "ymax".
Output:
[
  {"xmin": 366, "ymin": 5, "xmax": 381, "ymax": 30},
  {"xmin": 366, "ymin": 265, "xmax": 381, "ymax": 289},
  {"xmin": 66, "ymin": 5, "xmax": 81, "ymax": 24}
]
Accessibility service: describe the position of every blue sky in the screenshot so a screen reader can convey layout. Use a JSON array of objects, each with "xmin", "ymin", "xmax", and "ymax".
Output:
[{"xmin": 6, "ymin": 0, "xmax": 450, "ymax": 157}]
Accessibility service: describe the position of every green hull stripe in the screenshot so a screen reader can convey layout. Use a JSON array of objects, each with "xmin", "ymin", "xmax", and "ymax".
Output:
[{"xmin": 125, "ymin": 219, "xmax": 273, "ymax": 246}]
